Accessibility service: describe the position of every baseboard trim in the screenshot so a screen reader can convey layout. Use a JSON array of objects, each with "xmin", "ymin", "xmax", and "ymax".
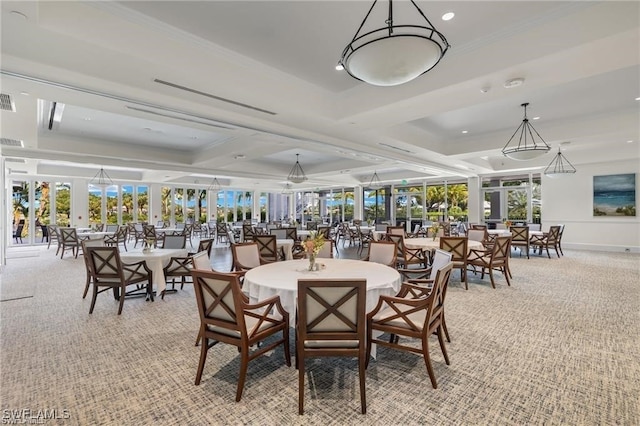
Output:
[{"xmin": 564, "ymin": 243, "xmax": 639, "ymax": 253}]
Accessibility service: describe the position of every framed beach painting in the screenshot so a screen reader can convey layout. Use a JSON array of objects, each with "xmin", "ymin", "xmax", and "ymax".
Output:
[{"xmin": 593, "ymin": 173, "xmax": 636, "ymax": 216}]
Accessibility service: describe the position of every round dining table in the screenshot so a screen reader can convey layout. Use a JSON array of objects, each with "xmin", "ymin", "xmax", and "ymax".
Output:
[{"xmin": 244, "ymin": 258, "xmax": 401, "ymax": 326}]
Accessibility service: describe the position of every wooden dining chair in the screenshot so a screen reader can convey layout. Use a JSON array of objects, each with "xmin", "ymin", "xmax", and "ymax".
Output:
[
  {"xmin": 191, "ymin": 269, "xmax": 290, "ymax": 401},
  {"xmin": 252, "ymin": 235, "xmax": 284, "ymax": 262},
  {"xmin": 85, "ymin": 246, "xmax": 153, "ymax": 314},
  {"xmin": 467, "ymin": 236, "xmax": 512, "ymax": 288},
  {"xmin": 104, "ymin": 225, "xmax": 128, "ymax": 251},
  {"xmin": 439, "ymin": 236, "xmax": 469, "ymax": 289},
  {"xmin": 366, "ymin": 262, "xmax": 453, "ymax": 389},
  {"xmin": 81, "ymin": 237, "xmax": 106, "ymax": 299},
  {"xmin": 509, "ymin": 225, "xmax": 530, "ymax": 258},
  {"xmin": 297, "ymin": 279, "xmax": 367, "ymax": 415},
  {"xmin": 530, "ymin": 226, "xmax": 561, "ymax": 258}
]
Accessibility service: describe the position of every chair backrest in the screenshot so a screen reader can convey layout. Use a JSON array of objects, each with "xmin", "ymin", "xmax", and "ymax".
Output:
[
  {"xmin": 317, "ymin": 226, "xmax": 332, "ymax": 239},
  {"xmin": 471, "ymin": 224, "xmax": 487, "ymax": 230},
  {"xmin": 316, "ymin": 240, "xmax": 335, "ymax": 259},
  {"xmin": 283, "ymin": 227, "xmax": 297, "ymax": 240},
  {"xmin": 105, "ymin": 224, "xmax": 118, "ymax": 232},
  {"xmin": 242, "ymin": 224, "xmax": 255, "ymax": 239},
  {"xmin": 429, "ymin": 248, "xmax": 453, "ymax": 280},
  {"xmin": 142, "ymin": 225, "xmax": 156, "ymax": 239},
  {"xmin": 547, "ymin": 226, "xmax": 561, "ymax": 243},
  {"xmin": 491, "ymin": 236, "xmax": 512, "ymax": 263},
  {"xmin": 164, "ymin": 234, "xmax": 187, "ymax": 249},
  {"xmin": 253, "ymin": 235, "xmax": 279, "ymax": 261},
  {"xmin": 231, "ymin": 242, "xmax": 262, "ymax": 270},
  {"xmin": 509, "ymin": 226, "xmax": 529, "ymax": 243},
  {"xmin": 270, "ymin": 229, "xmax": 288, "ymax": 240},
  {"xmin": 216, "ymin": 222, "xmax": 228, "ymax": 235},
  {"xmin": 467, "ymin": 229, "xmax": 487, "ymax": 243},
  {"xmin": 366, "ymin": 241, "xmax": 397, "ymax": 267},
  {"xmin": 191, "ymin": 251, "xmax": 212, "ymax": 270},
  {"xmin": 386, "ymin": 233, "xmax": 404, "ymax": 255},
  {"xmin": 176, "ymin": 223, "xmax": 186, "ymax": 230},
  {"xmin": 306, "ymin": 221, "xmax": 318, "ymax": 230},
  {"xmin": 60, "ymin": 227, "xmax": 79, "ymax": 243},
  {"xmin": 197, "ymin": 238, "xmax": 214, "ymax": 257},
  {"xmin": 386, "ymin": 226, "xmax": 405, "ymax": 236},
  {"xmin": 86, "ymin": 246, "xmax": 125, "ymax": 283},
  {"xmin": 47, "ymin": 225, "xmax": 59, "ymax": 240},
  {"xmin": 297, "ymin": 279, "xmax": 366, "ymax": 349},
  {"xmin": 191, "ymin": 269, "xmax": 244, "ymax": 334},
  {"xmin": 439, "ymin": 236, "xmax": 467, "ymax": 262}
]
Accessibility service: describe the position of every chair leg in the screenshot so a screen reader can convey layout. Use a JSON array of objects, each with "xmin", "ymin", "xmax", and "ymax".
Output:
[
  {"xmin": 358, "ymin": 351, "xmax": 367, "ymax": 414},
  {"xmin": 194, "ymin": 337, "xmax": 209, "ymax": 385},
  {"xmin": 436, "ymin": 326, "xmax": 450, "ymax": 365},
  {"xmin": 365, "ymin": 326, "xmax": 373, "ymax": 369},
  {"xmin": 462, "ymin": 266, "xmax": 468, "ymax": 290},
  {"xmin": 117, "ymin": 287, "xmax": 126, "ymax": 314},
  {"xmin": 488, "ymin": 268, "xmax": 496, "ymax": 289},
  {"xmin": 442, "ymin": 314, "xmax": 451, "ymax": 343},
  {"xmin": 298, "ymin": 354, "xmax": 305, "ymax": 415},
  {"xmin": 421, "ymin": 336, "xmax": 438, "ymax": 389},
  {"xmin": 235, "ymin": 350, "xmax": 249, "ymax": 402},
  {"xmin": 283, "ymin": 328, "xmax": 291, "ymax": 366},
  {"xmin": 503, "ymin": 267, "xmax": 511, "ymax": 286},
  {"xmin": 83, "ymin": 276, "xmax": 91, "ymax": 299},
  {"xmin": 89, "ymin": 284, "xmax": 99, "ymax": 314}
]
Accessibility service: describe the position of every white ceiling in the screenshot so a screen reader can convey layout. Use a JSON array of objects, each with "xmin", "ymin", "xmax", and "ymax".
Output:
[{"xmin": 1, "ymin": 1, "xmax": 639, "ymax": 192}]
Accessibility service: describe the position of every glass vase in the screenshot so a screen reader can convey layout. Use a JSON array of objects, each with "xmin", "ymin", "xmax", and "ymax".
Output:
[{"xmin": 308, "ymin": 253, "xmax": 316, "ymax": 271}]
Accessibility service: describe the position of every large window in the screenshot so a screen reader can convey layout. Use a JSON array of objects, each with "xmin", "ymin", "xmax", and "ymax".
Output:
[
  {"xmin": 137, "ymin": 185, "xmax": 149, "ymax": 223},
  {"xmin": 481, "ymin": 174, "xmax": 541, "ymax": 224}
]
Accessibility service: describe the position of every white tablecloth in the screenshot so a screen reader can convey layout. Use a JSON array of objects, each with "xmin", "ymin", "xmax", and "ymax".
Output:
[
  {"xmin": 244, "ymin": 258, "xmax": 401, "ymax": 326},
  {"xmin": 120, "ymin": 248, "xmax": 187, "ymax": 295},
  {"xmin": 488, "ymin": 229, "xmax": 512, "ymax": 236},
  {"xmin": 404, "ymin": 237, "xmax": 484, "ymax": 252},
  {"xmin": 276, "ymin": 239, "xmax": 294, "ymax": 260},
  {"xmin": 79, "ymin": 231, "xmax": 112, "ymax": 239}
]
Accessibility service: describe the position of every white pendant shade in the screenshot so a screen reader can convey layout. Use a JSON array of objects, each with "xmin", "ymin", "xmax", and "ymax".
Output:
[{"xmin": 345, "ymin": 36, "xmax": 443, "ymax": 87}]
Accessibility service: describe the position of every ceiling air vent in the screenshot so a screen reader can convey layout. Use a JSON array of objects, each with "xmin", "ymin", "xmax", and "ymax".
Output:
[
  {"xmin": 1, "ymin": 138, "xmax": 24, "ymax": 147},
  {"xmin": 379, "ymin": 142, "xmax": 414, "ymax": 154},
  {"xmin": 5, "ymin": 158, "xmax": 26, "ymax": 163},
  {"xmin": 154, "ymin": 79, "xmax": 277, "ymax": 115},
  {"xmin": 0, "ymin": 93, "xmax": 16, "ymax": 112}
]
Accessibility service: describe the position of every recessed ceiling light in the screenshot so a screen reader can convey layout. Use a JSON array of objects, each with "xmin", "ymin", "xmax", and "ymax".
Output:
[
  {"xmin": 20, "ymin": 91, "xmax": 29, "ymax": 96},
  {"xmin": 189, "ymin": 136, "xmax": 198, "ymax": 139},
  {"xmin": 627, "ymin": 140, "xmax": 634, "ymax": 143},
  {"xmin": 635, "ymin": 97, "xmax": 640, "ymax": 101},
  {"xmin": 441, "ymin": 12, "xmax": 455, "ymax": 21},
  {"xmin": 461, "ymin": 130, "xmax": 468, "ymax": 134},
  {"xmin": 532, "ymin": 116, "xmax": 540, "ymax": 120},
  {"xmin": 83, "ymin": 117, "xmax": 92, "ymax": 121},
  {"xmin": 335, "ymin": 63, "xmax": 344, "ymax": 71}
]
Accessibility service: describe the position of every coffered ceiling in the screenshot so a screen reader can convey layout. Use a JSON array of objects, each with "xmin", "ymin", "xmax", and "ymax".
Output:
[{"xmin": 1, "ymin": 1, "xmax": 638, "ymax": 191}]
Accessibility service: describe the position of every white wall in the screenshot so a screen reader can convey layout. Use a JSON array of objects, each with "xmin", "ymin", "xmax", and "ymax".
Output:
[
  {"xmin": 542, "ymin": 159, "xmax": 640, "ymax": 252},
  {"xmin": 72, "ymin": 179, "xmax": 89, "ymax": 228}
]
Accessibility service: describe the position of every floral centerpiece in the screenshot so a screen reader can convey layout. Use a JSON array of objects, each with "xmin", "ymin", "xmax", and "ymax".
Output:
[
  {"xmin": 143, "ymin": 238, "xmax": 154, "ymax": 253},
  {"xmin": 504, "ymin": 219, "xmax": 513, "ymax": 228},
  {"xmin": 429, "ymin": 223, "xmax": 441, "ymax": 241},
  {"xmin": 303, "ymin": 231, "xmax": 325, "ymax": 271}
]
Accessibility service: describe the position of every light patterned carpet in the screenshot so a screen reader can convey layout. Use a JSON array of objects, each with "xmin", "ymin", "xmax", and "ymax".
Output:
[{"xmin": 1, "ymin": 245, "xmax": 638, "ymax": 425}]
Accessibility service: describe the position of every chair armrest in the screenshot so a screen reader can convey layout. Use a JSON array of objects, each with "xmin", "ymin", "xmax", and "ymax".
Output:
[
  {"xmin": 367, "ymin": 292, "xmax": 429, "ymax": 319},
  {"xmin": 397, "ymin": 266, "xmax": 431, "ymax": 280},
  {"xmin": 122, "ymin": 260, "xmax": 153, "ymax": 276},
  {"xmin": 243, "ymin": 294, "xmax": 289, "ymax": 317}
]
